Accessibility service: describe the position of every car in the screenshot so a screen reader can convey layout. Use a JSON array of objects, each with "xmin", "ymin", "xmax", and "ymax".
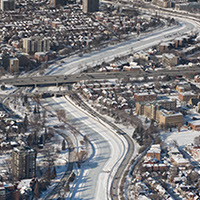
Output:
[{"xmin": 78, "ymin": 53, "xmax": 83, "ymax": 57}]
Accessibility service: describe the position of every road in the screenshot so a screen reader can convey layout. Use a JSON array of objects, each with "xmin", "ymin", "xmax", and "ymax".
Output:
[
  {"xmin": 41, "ymin": 96, "xmax": 128, "ymax": 200},
  {"xmin": 67, "ymin": 92, "xmax": 135, "ymax": 200},
  {"xmin": 2, "ymin": 66, "xmax": 200, "ymax": 87},
  {"xmin": 44, "ymin": 18, "xmax": 197, "ymax": 76},
  {"xmin": 6, "ymin": 9, "xmax": 199, "ymax": 200}
]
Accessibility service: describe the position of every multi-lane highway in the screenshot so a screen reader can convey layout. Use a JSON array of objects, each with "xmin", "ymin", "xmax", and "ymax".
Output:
[
  {"xmin": 43, "ymin": 18, "xmax": 198, "ymax": 76},
  {"xmin": 41, "ymin": 96, "xmax": 128, "ymax": 200},
  {"xmin": 6, "ymin": 10, "xmax": 199, "ymax": 200},
  {"xmin": 1, "ymin": 66, "xmax": 200, "ymax": 87}
]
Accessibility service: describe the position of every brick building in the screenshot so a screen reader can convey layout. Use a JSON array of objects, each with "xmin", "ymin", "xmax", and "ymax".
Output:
[
  {"xmin": 159, "ymin": 42, "xmax": 174, "ymax": 53},
  {"xmin": 0, "ymin": 183, "xmax": 20, "ymax": 200},
  {"xmin": 162, "ymin": 53, "xmax": 179, "ymax": 67},
  {"xmin": 178, "ymin": 92, "xmax": 198, "ymax": 102},
  {"xmin": 136, "ymin": 99, "xmax": 177, "ymax": 120},
  {"xmin": 136, "ymin": 100, "xmax": 183, "ymax": 128},
  {"xmin": 188, "ymin": 120, "xmax": 200, "ymax": 131},
  {"xmin": 159, "ymin": 109, "xmax": 184, "ymax": 128},
  {"xmin": 34, "ymin": 52, "xmax": 48, "ymax": 62},
  {"xmin": 134, "ymin": 92, "xmax": 157, "ymax": 102},
  {"xmin": 146, "ymin": 144, "xmax": 161, "ymax": 161}
]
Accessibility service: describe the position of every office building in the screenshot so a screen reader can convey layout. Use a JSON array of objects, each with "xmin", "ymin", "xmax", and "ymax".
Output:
[
  {"xmin": 50, "ymin": 0, "xmax": 67, "ymax": 7},
  {"xmin": 82, "ymin": 0, "xmax": 99, "ymax": 13}
]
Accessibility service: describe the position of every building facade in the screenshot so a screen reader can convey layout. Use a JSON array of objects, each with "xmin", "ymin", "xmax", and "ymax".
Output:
[
  {"xmin": 0, "ymin": 184, "xmax": 20, "ymax": 200},
  {"xmin": 146, "ymin": 144, "xmax": 161, "ymax": 161},
  {"xmin": 136, "ymin": 100, "xmax": 183, "ymax": 128},
  {"xmin": 178, "ymin": 92, "xmax": 198, "ymax": 102},
  {"xmin": 82, "ymin": 0, "xmax": 99, "ymax": 13},
  {"xmin": 50, "ymin": 0, "xmax": 66, "ymax": 7},
  {"xmin": 162, "ymin": 53, "xmax": 179, "ymax": 67},
  {"xmin": 0, "ymin": 0, "xmax": 15, "ymax": 11},
  {"xmin": 23, "ymin": 37, "xmax": 50, "ymax": 54},
  {"xmin": 9, "ymin": 57, "xmax": 19, "ymax": 73},
  {"xmin": 188, "ymin": 120, "xmax": 200, "ymax": 131},
  {"xmin": 134, "ymin": 92, "xmax": 157, "ymax": 102},
  {"xmin": 159, "ymin": 109, "xmax": 184, "ymax": 128},
  {"xmin": 12, "ymin": 146, "xmax": 36, "ymax": 180}
]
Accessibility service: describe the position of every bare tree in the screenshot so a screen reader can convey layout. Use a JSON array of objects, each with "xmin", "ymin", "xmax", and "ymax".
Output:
[
  {"xmin": 77, "ymin": 150, "xmax": 88, "ymax": 163},
  {"xmin": 56, "ymin": 109, "xmax": 66, "ymax": 122}
]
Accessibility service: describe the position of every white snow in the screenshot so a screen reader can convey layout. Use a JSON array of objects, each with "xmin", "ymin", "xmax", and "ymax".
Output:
[
  {"xmin": 161, "ymin": 128, "xmax": 200, "ymax": 147},
  {"xmin": 47, "ymin": 96, "xmax": 129, "ymax": 200}
]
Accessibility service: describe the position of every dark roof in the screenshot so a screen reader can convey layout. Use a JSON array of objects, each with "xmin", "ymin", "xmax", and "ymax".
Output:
[{"xmin": 190, "ymin": 98, "xmax": 200, "ymax": 106}]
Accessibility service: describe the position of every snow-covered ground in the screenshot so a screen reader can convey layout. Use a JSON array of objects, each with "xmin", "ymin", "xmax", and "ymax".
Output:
[
  {"xmin": 43, "ymin": 18, "xmax": 198, "ymax": 76},
  {"xmin": 0, "ymin": 85, "xmax": 17, "ymax": 96},
  {"xmin": 4, "ymin": 93, "xmax": 74, "ymax": 199},
  {"xmin": 161, "ymin": 127, "xmax": 200, "ymax": 147},
  {"xmin": 42, "ymin": 96, "xmax": 128, "ymax": 200}
]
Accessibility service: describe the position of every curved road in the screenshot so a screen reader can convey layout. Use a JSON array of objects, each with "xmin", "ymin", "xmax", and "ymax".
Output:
[
  {"xmin": 66, "ymin": 92, "xmax": 135, "ymax": 200},
  {"xmin": 45, "ymin": 18, "xmax": 197, "ymax": 76},
  {"xmin": 42, "ymin": 96, "xmax": 128, "ymax": 200}
]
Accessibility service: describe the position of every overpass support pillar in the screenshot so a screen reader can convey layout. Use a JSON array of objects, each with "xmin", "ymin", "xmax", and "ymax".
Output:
[
  {"xmin": 54, "ymin": 93, "xmax": 57, "ymax": 97},
  {"xmin": 56, "ymin": 82, "xmax": 58, "ymax": 87},
  {"xmin": 35, "ymin": 84, "xmax": 37, "ymax": 88}
]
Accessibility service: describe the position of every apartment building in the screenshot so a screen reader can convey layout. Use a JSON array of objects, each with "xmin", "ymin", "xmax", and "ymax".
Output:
[
  {"xmin": 12, "ymin": 146, "xmax": 36, "ymax": 180},
  {"xmin": 162, "ymin": 53, "xmax": 179, "ymax": 67},
  {"xmin": 159, "ymin": 109, "xmax": 184, "ymax": 128},
  {"xmin": 23, "ymin": 37, "xmax": 50, "ymax": 54},
  {"xmin": 0, "ymin": 0, "xmax": 15, "ymax": 11},
  {"xmin": 178, "ymin": 92, "xmax": 198, "ymax": 102},
  {"xmin": 136, "ymin": 99, "xmax": 177, "ymax": 116},
  {"xmin": 9, "ymin": 57, "xmax": 19, "ymax": 73},
  {"xmin": 50, "ymin": 0, "xmax": 66, "ymax": 7},
  {"xmin": 0, "ymin": 184, "xmax": 20, "ymax": 200},
  {"xmin": 136, "ymin": 100, "xmax": 183, "ymax": 127}
]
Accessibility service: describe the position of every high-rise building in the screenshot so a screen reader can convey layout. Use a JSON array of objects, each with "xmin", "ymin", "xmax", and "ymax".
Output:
[
  {"xmin": 23, "ymin": 37, "xmax": 50, "ymax": 54},
  {"xmin": 12, "ymin": 146, "xmax": 36, "ymax": 180},
  {"xmin": 82, "ymin": 0, "xmax": 99, "ymax": 13},
  {"xmin": 50, "ymin": 0, "xmax": 67, "ymax": 7},
  {"xmin": 9, "ymin": 57, "xmax": 19, "ymax": 73},
  {"xmin": 0, "ymin": 0, "xmax": 15, "ymax": 11}
]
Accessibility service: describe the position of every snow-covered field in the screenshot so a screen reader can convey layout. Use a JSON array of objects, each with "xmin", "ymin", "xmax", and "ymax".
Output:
[
  {"xmin": 44, "ymin": 96, "xmax": 128, "ymax": 200},
  {"xmin": 0, "ymin": 85, "xmax": 17, "ymax": 96},
  {"xmin": 161, "ymin": 127, "xmax": 200, "ymax": 147}
]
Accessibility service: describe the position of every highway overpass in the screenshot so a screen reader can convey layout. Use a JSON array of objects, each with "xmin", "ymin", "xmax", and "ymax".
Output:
[{"xmin": 1, "ymin": 66, "xmax": 200, "ymax": 87}]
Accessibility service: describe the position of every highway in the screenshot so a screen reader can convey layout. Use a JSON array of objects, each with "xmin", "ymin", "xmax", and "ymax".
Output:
[
  {"xmin": 43, "ymin": 18, "xmax": 197, "ymax": 76},
  {"xmin": 1, "ymin": 66, "xmax": 200, "ymax": 87},
  {"xmin": 41, "ymin": 96, "xmax": 128, "ymax": 200},
  {"xmin": 67, "ymin": 92, "xmax": 135, "ymax": 200},
  {"xmin": 4, "ymin": 10, "xmax": 199, "ymax": 200}
]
